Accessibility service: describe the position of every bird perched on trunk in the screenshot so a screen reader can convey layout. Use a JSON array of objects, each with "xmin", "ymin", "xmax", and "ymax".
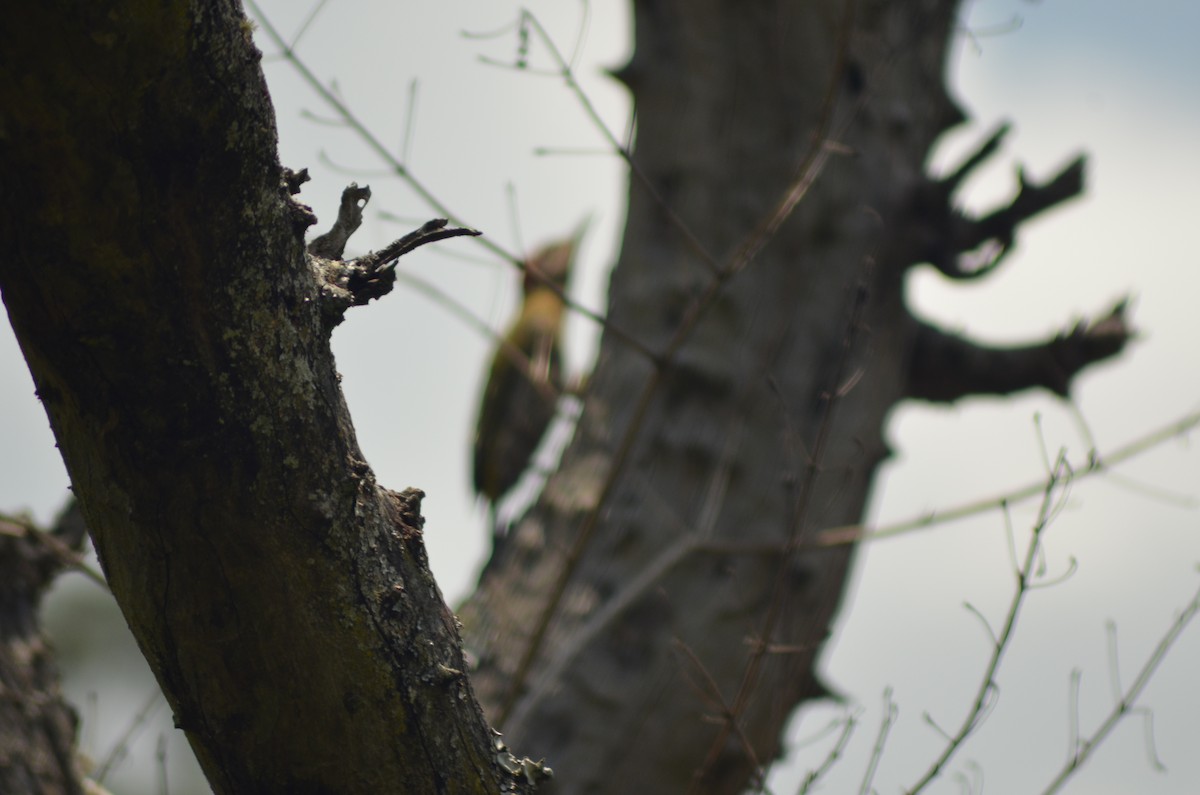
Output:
[{"xmin": 472, "ymin": 230, "xmax": 581, "ymax": 524}]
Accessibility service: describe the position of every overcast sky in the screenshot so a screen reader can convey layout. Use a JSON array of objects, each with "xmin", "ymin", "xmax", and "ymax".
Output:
[{"xmin": 3, "ymin": 1, "xmax": 1198, "ymax": 792}]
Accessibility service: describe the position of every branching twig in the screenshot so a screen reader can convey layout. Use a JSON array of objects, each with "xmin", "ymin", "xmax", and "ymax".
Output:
[
  {"xmin": 287, "ymin": 0, "xmax": 330, "ymax": 51},
  {"xmin": 817, "ymin": 409, "xmax": 1200, "ymax": 547},
  {"xmin": 672, "ymin": 639, "xmax": 764, "ymax": 785},
  {"xmin": 502, "ymin": 403, "xmax": 1197, "ymax": 695},
  {"xmin": 312, "ymin": 216, "xmax": 481, "ymax": 324},
  {"xmin": 1039, "ymin": 582, "xmax": 1200, "ymax": 794},
  {"xmin": 247, "ymin": 1, "xmax": 473, "ymax": 237},
  {"xmin": 248, "ymin": 1, "xmax": 654, "ymax": 359},
  {"xmin": 504, "ymin": 10, "xmax": 721, "ymax": 273},
  {"xmin": 905, "ymin": 453, "xmax": 1072, "ymax": 793}
]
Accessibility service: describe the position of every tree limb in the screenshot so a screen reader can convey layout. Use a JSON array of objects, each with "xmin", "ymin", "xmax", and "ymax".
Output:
[
  {"xmin": 892, "ymin": 122, "xmax": 1086, "ymax": 278},
  {"xmin": 934, "ymin": 156, "xmax": 1086, "ymax": 280},
  {"xmin": 906, "ymin": 298, "xmax": 1133, "ymax": 401},
  {"xmin": 307, "ymin": 182, "xmax": 372, "ymax": 259},
  {"xmin": 310, "ymin": 190, "xmax": 482, "ymax": 325},
  {"xmin": 0, "ymin": 4, "xmax": 506, "ymax": 792}
]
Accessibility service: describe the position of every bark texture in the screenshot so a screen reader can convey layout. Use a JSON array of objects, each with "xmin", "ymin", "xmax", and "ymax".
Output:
[
  {"xmin": 458, "ymin": 2, "xmax": 1129, "ymax": 793},
  {"xmin": 0, "ymin": 4, "xmax": 508, "ymax": 793}
]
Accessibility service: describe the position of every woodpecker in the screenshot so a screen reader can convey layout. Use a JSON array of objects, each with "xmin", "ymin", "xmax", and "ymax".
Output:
[{"xmin": 472, "ymin": 232, "xmax": 579, "ymax": 521}]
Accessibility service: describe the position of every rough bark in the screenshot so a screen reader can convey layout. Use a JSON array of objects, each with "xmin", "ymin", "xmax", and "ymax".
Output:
[
  {"xmin": 0, "ymin": 4, "xmax": 511, "ymax": 793},
  {"xmin": 458, "ymin": 2, "xmax": 1130, "ymax": 794}
]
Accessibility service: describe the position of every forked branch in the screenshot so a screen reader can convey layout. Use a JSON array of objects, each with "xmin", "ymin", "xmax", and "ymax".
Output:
[
  {"xmin": 1039, "ymin": 582, "xmax": 1200, "ymax": 794},
  {"xmin": 904, "ymin": 453, "xmax": 1072, "ymax": 793},
  {"xmin": 893, "ymin": 123, "xmax": 1086, "ymax": 278},
  {"xmin": 307, "ymin": 184, "xmax": 480, "ymax": 325},
  {"xmin": 938, "ymin": 156, "xmax": 1085, "ymax": 280}
]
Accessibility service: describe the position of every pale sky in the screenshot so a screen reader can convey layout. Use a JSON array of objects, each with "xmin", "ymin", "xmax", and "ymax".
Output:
[{"xmin": 2, "ymin": 2, "xmax": 1197, "ymax": 792}]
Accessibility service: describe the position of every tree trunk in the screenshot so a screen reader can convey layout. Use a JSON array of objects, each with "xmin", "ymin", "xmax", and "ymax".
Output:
[
  {"xmin": 459, "ymin": 2, "xmax": 1125, "ymax": 793},
  {"xmin": 0, "ymin": 1, "xmax": 1127, "ymax": 794},
  {"xmin": 0, "ymin": 3, "xmax": 505, "ymax": 792}
]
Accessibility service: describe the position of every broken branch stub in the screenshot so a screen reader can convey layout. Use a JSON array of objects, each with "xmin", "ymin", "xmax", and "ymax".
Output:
[{"xmin": 306, "ymin": 183, "xmax": 481, "ymax": 326}]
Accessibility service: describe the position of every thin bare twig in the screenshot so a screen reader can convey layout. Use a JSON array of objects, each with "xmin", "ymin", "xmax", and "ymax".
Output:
[
  {"xmin": 816, "ymin": 409, "xmax": 1200, "ymax": 547},
  {"xmin": 1039, "ymin": 582, "xmax": 1200, "ymax": 794},
  {"xmin": 523, "ymin": 404, "xmax": 1199, "ymax": 592},
  {"xmin": 94, "ymin": 689, "xmax": 163, "ymax": 784},
  {"xmin": 509, "ymin": 10, "xmax": 721, "ymax": 273},
  {"xmin": 247, "ymin": 1, "xmax": 471, "ymax": 234},
  {"xmin": 963, "ymin": 601, "xmax": 998, "ymax": 647},
  {"xmin": 1066, "ymin": 668, "xmax": 1082, "ymax": 766},
  {"xmin": 287, "ymin": 0, "xmax": 330, "ymax": 51},
  {"xmin": 672, "ymin": 638, "xmax": 764, "ymax": 785},
  {"xmin": 247, "ymin": 1, "xmax": 656, "ymax": 360},
  {"xmin": 361, "ymin": 219, "xmax": 481, "ymax": 273},
  {"xmin": 905, "ymin": 453, "xmax": 1072, "ymax": 793},
  {"xmin": 1105, "ymin": 620, "xmax": 1123, "ymax": 704},
  {"xmin": 859, "ymin": 689, "xmax": 898, "ymax": 795},
  {"xmin": 155, "ymin": 734, "xmax": 170, "ymax": 795},
  {"xmin": 400, "ymin": 78, "xmax": 419, "ymax": 167},
  {"xmin": 795, "ymin": 712, "xmax": 859, "ymax": 795}
]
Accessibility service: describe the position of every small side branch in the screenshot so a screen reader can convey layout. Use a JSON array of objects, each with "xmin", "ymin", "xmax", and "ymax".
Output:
[
  {"xmin": 893, "ymin": 123, "xmax": 1086, "ymax": 278},
  {"xmin": 943, "ymin": 123, "xmax": 1011, "ymax": 195},
  {"xmin": 309, "ymin": 185, "xmax": 480, "ymax": 327},
  {"xmin": 935, "ymin": 156, "xmax": 1085, "ymax": 280},
  {"xmin": 308, "ymin": 182, "xmax": 371, "ymax": 258},
  {"xmin": 353, "ymin": 218, "xmax": 482, "ymax": 276},
  {"xmin": 906, "ymin": 298, "xmax": 1132, "ymax": 401}
]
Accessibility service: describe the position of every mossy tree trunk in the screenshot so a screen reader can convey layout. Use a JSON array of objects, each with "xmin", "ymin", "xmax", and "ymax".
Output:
[{"xmin": 1, "ymin": 3, "xmax": 501, "ymax": 792}]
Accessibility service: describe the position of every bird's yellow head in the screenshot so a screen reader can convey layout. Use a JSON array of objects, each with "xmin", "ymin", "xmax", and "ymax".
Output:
[
  {"xmin": 522, "ymin": 239, "xmax": 574, "ymax": 295},
  {"xmin": 521, "ymin": 218, "xmax": 589, "ymax": 295}
]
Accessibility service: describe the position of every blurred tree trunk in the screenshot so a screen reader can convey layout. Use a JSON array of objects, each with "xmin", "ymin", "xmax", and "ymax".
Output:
[
  {"xmin": 0, "ymin": 1, "xmax": 1126, "ymax": 794},
  {"xmin": 0, "ymin": 505, "xmax": 89, "ymax": 795},
  {"xmin": 459, "ymin": 1, "xmax": 1124, "ymax": 793}
]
